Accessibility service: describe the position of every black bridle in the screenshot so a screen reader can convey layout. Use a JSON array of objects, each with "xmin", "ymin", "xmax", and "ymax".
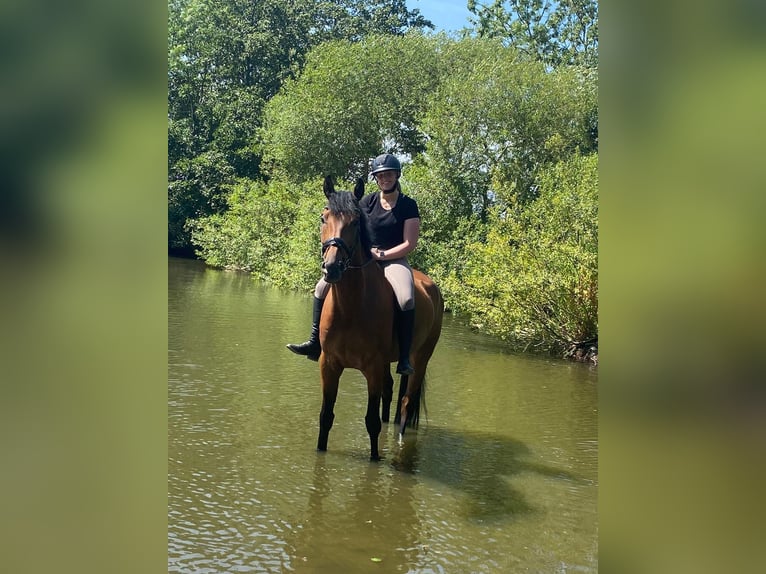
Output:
[
  {"xmin": 321, "ymin": 236, "xmax": 355, "ymax": 272},
  {"xmin": 321, "ymin": 224, "xmax": 372, "ymax": 276}
]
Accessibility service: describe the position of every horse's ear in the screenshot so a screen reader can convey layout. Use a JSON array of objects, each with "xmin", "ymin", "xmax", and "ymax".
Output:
[
  {"xmin": 353, "ymin": 177, "xmax": 365, "ymax": 200},
  {"xmin": 323, "ymin": 175, "xmax": 335, "ymax": 198}
]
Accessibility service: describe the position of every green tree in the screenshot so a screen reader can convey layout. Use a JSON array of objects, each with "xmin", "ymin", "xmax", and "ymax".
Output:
[
  {"xmin": 168, "ymin": 0, "xmax": 433, "ymax": 250},
  {"xmin": 416, "ymin": 38, "xmax": 596, "ymax": 221},
  {"xmin": 259, "ymin": 33, "xmax": 442, "ymax": 181},
  {"xmin": 190, "ymin": 30, "xmax": 599, "ymax": 355},
  {"xmin": 466, "ymin": 0, "xmax": 598, "ymax": 67},
  {"xmin": 168, "ymin": 150, "xmax": 235, "ymax": 250},
  {"xmin": 188, "ymin": 177, "xmax": 306, "ymax": 277}
]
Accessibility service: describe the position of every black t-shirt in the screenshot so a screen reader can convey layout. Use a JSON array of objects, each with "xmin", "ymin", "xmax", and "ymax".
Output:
[{"xmin": 359, "ymin": 192, "xmax": 420, "ymax": 250}]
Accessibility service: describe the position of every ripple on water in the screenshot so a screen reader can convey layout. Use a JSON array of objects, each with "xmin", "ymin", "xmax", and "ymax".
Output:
[{"xmin": 168, "ymin": 259, "xmax": 598, "ymax": 573}]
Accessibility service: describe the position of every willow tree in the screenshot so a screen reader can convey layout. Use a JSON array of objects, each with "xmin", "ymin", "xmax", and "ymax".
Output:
[
  {"xmin": 407, "ymin": 38, "xmax": 597, "ymax": 353},
  {"xmin": 258, "ymin": 33, "xmax": 442, "ymax": 180},
  {"xmin": 410, "ymin": 38, "xmax": 596, "ymax": 238},
  {"xmin": 466, "ymin": 0, "xmax": 598, "ymax": 67}
]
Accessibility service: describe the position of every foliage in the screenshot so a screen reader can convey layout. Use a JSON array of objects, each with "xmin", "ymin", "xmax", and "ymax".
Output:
[
  {"xmin": 418, "ymin": 38, "xmax": 596, "ymax": 226},
  {"xmin": 171, "ymin": 3, "xmax": 599, "ymax": 355},
  {"xmin": 275, "ymin": 192, "xmax": 329, "ymax": 290},
  {"xmin": 446, "ymin": 153, "xmax": 598, "ymax": 351},
  {"xmin": 189, "ymin": 176, "xmax": 333, "ymax": 289},
  {"xmin": 189, "ymin": 177, "xmax": 300, "ymax": 278},
  {"xmin": 259, "ymin": 33, "xmax": 442, "ymax": 181},
  {"xmin": 168, "ymin": 0, "xmax": 433, "ymax": 250},
  {"xmin": 466, "ymin": 0, "xmax": 598, "ymax": 67},
  {"xmin": 403, "ymin": 160, "xmax": 486, "ymax": 300},
  {"xmin": 168, "ymin": 150, "xmax": 235, "ymax": 249}
]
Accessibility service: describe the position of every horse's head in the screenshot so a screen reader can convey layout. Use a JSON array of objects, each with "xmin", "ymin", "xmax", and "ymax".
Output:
[{"xmin": 320, "ymin": 175, "xmax": 367, "ymax": 283}]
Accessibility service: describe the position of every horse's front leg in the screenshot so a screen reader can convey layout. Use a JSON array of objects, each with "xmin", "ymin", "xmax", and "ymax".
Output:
[
  {"xmin": 362, "ymin": 365, "xmax": 385, "ymax": 461},
  {"xmin": 317, "ymin": 357, "xmax": 342, "ymax": 452}
]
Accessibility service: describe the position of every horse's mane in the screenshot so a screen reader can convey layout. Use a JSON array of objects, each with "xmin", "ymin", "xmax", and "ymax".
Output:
[{"xmin": 327, "ymin": 191, "xmax": 373, "ymax": 256}]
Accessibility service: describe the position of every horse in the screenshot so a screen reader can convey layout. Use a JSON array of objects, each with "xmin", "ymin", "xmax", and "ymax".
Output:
[{"xmin": 316, "ymin": 175, "xmax": 444, "ymax": 461}]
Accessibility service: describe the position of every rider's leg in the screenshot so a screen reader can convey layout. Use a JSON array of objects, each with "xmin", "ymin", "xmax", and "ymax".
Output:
[
  {"xmin": 286, "ymin": 279, "xmax": 330, "ymax": 361},
  {"xmin": 382, "ymin": 261, "xmax": 415, "ymax": 375}
]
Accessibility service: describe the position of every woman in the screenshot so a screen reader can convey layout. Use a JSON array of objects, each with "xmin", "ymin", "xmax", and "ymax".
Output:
[{"xmin": 286, "ymin": 153, "xmax": 420, "ymax": 375}]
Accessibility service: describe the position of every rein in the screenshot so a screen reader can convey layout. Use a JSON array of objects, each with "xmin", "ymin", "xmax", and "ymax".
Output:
[{"xmin": 346, "ymin": 257, "xmax": 375, "ymax": 270}]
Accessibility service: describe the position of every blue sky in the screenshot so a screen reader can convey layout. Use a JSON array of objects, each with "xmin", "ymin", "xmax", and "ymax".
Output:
[{"xmin": 407, "ymin": 0, "xmax": 474, "ymax": 33}]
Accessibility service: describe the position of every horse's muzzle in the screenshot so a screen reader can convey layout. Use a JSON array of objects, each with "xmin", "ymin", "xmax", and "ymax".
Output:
[
  {"xmin": 321, "ymin": 236, "xmax": 352, "ymax": 283},
  {"xmin": 322, "ymin": 261, "xmax": 344, "ymax": 284}
]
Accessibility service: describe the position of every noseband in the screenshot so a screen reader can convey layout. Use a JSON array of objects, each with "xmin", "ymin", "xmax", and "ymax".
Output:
[
  {"xmin": 321, "ymin": 236, "xmax": 355, "ymax": 273},
  {"xmin": 321, "ymin": 228, "xmax": 372, "ymax": 276}
]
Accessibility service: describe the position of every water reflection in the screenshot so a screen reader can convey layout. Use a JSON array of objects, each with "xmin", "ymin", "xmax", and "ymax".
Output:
[{"xmin": 285, "ymin": 456, "xmax": 423, "ymax": 572}]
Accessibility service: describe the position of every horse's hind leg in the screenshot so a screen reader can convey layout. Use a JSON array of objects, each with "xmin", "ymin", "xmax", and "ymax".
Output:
[
  {"xmin": 381, "ymin": 366, "xmax": 394, "ymax": 423},
  {"xmin": 394, "ymin": 374, "xmax": 409, "ymax": 427},
  {"xmin": 398, "ymin": 371, "xmax": 424, "ymax": 437},
  {"xmin": 398, "ymin": 321, "xmax": 440, "ymax": 435},
  {"xmin": 317, "ymin": 361, "xmax": 341, "ymax": 452}
]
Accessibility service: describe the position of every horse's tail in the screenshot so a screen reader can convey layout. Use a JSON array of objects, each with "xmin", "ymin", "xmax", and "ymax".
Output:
[
  {"xmin": 396, "ymin": 373, "xmax": 427, "ymax": 429},
  {"xmin": 408, "ymin": 373, "xmax": 426, "ymax": 429}
]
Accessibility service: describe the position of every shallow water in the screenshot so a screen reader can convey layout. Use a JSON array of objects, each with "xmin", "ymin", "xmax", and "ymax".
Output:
[{"xmin": 168, "ymin": 257, "xmax": 598, "ymax": 573}]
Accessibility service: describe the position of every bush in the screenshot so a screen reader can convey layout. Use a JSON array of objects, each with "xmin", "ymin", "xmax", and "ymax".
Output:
[
  {"xmin": 189, "ymin": 178, "xmax": 301, "ymax": 278},
  {"xmin": 189, "ymin": 176, "xmax": 334, "ymax": 292},
  {"xmin": 450, "ymin": 153, "xmax": 598, "ymax": 352}
]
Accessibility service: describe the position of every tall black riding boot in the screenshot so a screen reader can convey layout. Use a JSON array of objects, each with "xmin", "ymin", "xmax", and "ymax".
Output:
[
  {"xmin": 396, "ymin": 308, "xmax": 415, "ymax": 375},
  {"xmin": 286, "ymin": 296, "xmax": 324, "ymax": 361}
]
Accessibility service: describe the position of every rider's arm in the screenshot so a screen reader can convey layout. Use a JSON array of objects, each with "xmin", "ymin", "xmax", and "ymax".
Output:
[{"xmin": 374, "ymin": 218, "xmax": 420, "ymax": 261}]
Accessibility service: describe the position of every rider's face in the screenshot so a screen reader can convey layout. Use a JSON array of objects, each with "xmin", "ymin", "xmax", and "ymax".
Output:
[{"xmin": 374, "ymin": 170, "xmax": 398, "ymax": 191}]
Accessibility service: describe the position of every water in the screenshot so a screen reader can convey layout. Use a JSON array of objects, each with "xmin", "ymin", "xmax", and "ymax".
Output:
[{"xmin": 168, "ymin": 257, "xmax": 598, "ymax": 573}]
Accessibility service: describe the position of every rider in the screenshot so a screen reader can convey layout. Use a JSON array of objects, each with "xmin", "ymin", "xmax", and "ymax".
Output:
[{"xmin": 286, "ymin": 153, "xmax": 420, "ymax": 375}]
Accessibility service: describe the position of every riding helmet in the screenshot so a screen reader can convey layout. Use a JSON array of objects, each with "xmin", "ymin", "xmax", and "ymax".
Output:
[{"xmin": 370, "ymin": 153, "xmax": 401, "ymax": 176}]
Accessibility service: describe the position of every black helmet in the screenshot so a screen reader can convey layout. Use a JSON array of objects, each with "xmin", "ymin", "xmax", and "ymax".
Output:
[{"xmin": 370, "ymin": 153, "xmax": 401, "ymax": 176}]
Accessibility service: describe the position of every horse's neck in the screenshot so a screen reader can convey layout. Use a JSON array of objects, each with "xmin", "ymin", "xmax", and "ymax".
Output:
[
  {"xmin": 329, "ymin": 266, "xmax": 378, "ymax": 316},
  {"xmin": 330, "ymin": 271, "xmax": 365, "ymax": 310}
]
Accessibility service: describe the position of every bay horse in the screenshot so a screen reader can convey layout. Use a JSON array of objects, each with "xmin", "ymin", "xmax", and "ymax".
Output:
[{"xmin": 316, "ymin": 175, "xmax": 444, "ymax": 461}]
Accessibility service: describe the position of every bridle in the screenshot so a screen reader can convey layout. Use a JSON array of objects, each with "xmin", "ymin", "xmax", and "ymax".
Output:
[
  {"xmin": 321, "ymin": 236, "xmax": 355, "ymax": 273},
  {"xmin": 321, "ymin": 220, "xmax": 373, "ymax": 276}
]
